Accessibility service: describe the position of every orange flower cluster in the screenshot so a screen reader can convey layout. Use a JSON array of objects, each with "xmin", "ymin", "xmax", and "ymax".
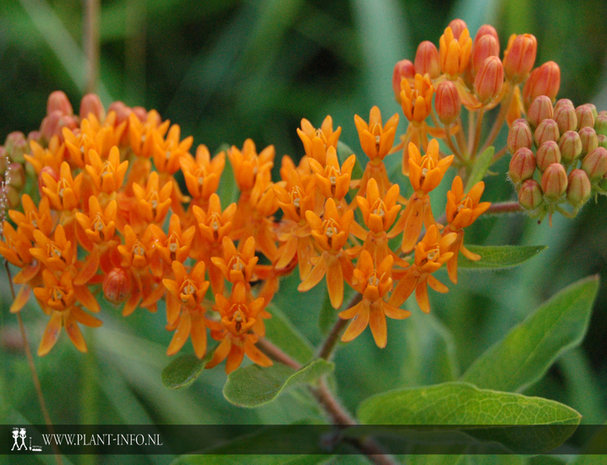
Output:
[{"xmin": 392, "ymin": 18, "xmax": 560, "ymax": 167}]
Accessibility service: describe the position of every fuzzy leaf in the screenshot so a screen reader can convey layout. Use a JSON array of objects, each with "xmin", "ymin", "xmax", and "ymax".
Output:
[
  {"xmin": 161, "ymin": 352, "xmax": 214, "ymax": 390},
  {"xmin": 266, "ymin": 304, "xmax": 315, "ymax": 363},
  {"xmin": 465, "ymin": 146, "xmax": 495, "ymax": 191}
]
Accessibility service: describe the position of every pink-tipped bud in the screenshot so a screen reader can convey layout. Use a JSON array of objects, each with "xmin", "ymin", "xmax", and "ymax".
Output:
[
  {"xmin": 6, "ymin": 163, "xmax": 25, "ymax": 190},
  {"xmin": 108, "ymin": 101, "xmax": 132, "ymax": 125},
  {"xmin": 554, "ymin": 98, "xmax": 574, "ymax": 113},
  {"xmin": 523, "ymin": 61, "xmax": 561, "ymax": 108},
  {"xmin": 103, "ymin": 268, "xmax": 132, "ymax": 304},
  {"xmin": 518, "ymin": 179, "xmax": 543, "ymax": 210},
  {"xmin": 507, "ymin": 118, "xmax": 533, "ymax": 153},
  {"xmin": 80, "ymin": 94, "xmax": 105, "ymax": 121},
  {"xmin": 504, "ymin": 34, "xmax": 537, "ymax": 83},
  {"xmin": 448, "ymin": 19, "xmax": 468, "ymax": 39},
  {"xmin": 553, "ymin": 102, "xmax": 577, "ymax": 133},
  {"xmin": 132, "ymin": 107, "xmax": 148, "ymax": 122},
  {"xmin": 558, "ymin": 130, "xmax": 582, "ymax": 163},
  {"xmin": 40, "ymin": 111, "xmax": 63, "ymax": 141},
  {"xmin": 594, "ymin": 111, "xmax": 607, "ymax": 136},
  {"xmin": 474, "ymin": 56, "xmax": 503, "ymax": 102},
  {"xmin": 435, "ymin": 80, "xmax": 461, "ymax": 125},
  {"xmin": 471, "ymin": 33, "xmax": 500, "ymax": 75},
  {"xmin": 4, "ymin": 131, "xmax": 28, "ymax": 163},
  {"xmin": 582, "ymin": 146, "xmax": 607, "ymax": 180},
  {"xmin": 38, "ymin": 166, "xmax": 58, "ymax": 194},
  {"xmin": 567, "ymin": 169, "xmax": 591, "ymax": 208},
  {"xmin": 598, "ymin": 134, "xmax": 607, "ymax": 149},
  {"xmin": 392, "ymin": 59, "xmax": 416, "ymax": 102},
  {"xmin": 576, "ymin": 104, "xmax": 596, "ymax": 130},
  {"xmin": 509, "ymin": 147, "xmax": 536, "ymax": 184},
  {"xmin": 541, "ymin": 162, "xmax": 568, "ymax": 200},
  {"xmin": 527, "ymin": 95, "xmax": 554, "ymax": 128},
  {"xmin": 578, "ymin": 127, "xmax": 598, "ymax": 156},
  {"xmin": 414, "ymin": 41, "xmax": 441, "ymax": 79},
  {"xmin": 47, "ymin": 90, "xmax": 73, "ymax": 115},
  {"xmin": 536, "ymin": 141, "xmax": 561, "ymax": 171},
  {"xmin": 534, "ymin": 119, "xmax": 560, "ymax": 146}
]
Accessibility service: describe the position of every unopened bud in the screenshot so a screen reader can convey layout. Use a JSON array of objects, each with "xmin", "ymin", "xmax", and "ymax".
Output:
[
  {"xmin": 579, "ymin": 126, "xmax": 598, "ymax": 156},
  {"xmin": 103, "ymin": 268, "xmax": 132, "ymax": 304},
  {"xmin": 47, "ymin": 90, "xmax": 73, "ymax": 115},
  {"xmin": 6, "ymin": 163, "xmax": 25, "ymax": 190},
  {"xmin": 508, "ymin": 118, "xmax": 533, "ymax": 153},
  {"xmin": 518, "ymin": 179, "xmax": 543, "ymax": 210},
  {"xmin": 523, "ymin": 61, "xmax": 561, "ymax": 108},
  {"xmin": 534, "ymin": 119, "xmax": 560, "ymax": 146},
  {"xmin": 594, "ymin": 111, "xmax": 607, "ymax": 136},
  {"xmin": 0, "ymin": 147, "xmax": 7, "ymax": 173},
  {"xmin": 471, "ymin": 33, "xmax": 500, "ymax": 75},
  {"xmin": 474, "ymin": 56, "xmax": 503, "ymax": 102},
  {"xmin": 598, "ymin": 134, "xmax": 607, "ymax": 150},
  {"xmin": 80, "ymin": 94, "xmax": 105, "ymax": 121},
  {"xmin": 553, "ymin": 102, "xmax": 577, "ymax": 133},
  {"xmin": 4, "ymin": 132, "xmax": 28, "ymax": 164},
  {"xmin": 132, "ymin": 107, "xmax": 147, "ymax": 122},
  {"xmin": 576, "ymin": 104, "xmax": 596, "ymax": 130},
  {"xmin": 582, "ymin": 146, "xmax": 607, "ymax": 180},
  {"xmin": 558, "ymin": 130, "xmax": 582, "ymax": 163},
  {"xmin": 3, "ymin": 185, "xmax": 20, "ymax": 209},
  {"xmin": 415, "ymin": 41, "xmax": 441, "ymax": 79},
  {"xmin": 541, "ymin": 163, "xmax": 568, "ymax": 200},
  {"xmin": 392, "ymin": 59, "xmax": 416, "ymax": 102},
  {"xmin": 554, "ymin": 98, "xmax": 574, "ymax": 113},
  {"xmin": 567, "ymin": 169, "xmax": 591, "ymax": 208},
  {"xmin": 40, "ymin": 111, "xmax": 62, "ymax": 141},
  {"xmin": 108, "ymin": 101, "xmax": 132, "ymax": 125},
  {"xmin": 509, "ymin": 147, "xmax": 536, "ymax": 184},
  {"xmin": 435, "ymin": 80, "xmax": 461, "ymax": 125},
  {"xmin": 503, "ymin": 33, "xmax": 537, "ymax": 83},
  {"xmin": 527, "ymin": 95, "xmax": 554, "ymax": 128},
  {"xmin": 536, "ymin": 140, "xmax": 561, "ymax": 171},
  {"xmin": 448, "ymin": 19, "xmax": 468, "ymax": 39}
]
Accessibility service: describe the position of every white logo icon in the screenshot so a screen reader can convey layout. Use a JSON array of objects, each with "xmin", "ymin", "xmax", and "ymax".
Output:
[{"xmin": 11, "ymin": 427, "xmax": 42, "ymax": 452}]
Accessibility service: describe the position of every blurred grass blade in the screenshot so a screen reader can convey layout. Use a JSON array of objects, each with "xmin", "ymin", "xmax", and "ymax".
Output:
[
  {"xmin": 223, "ymin": 359, "xmax": 334, "ymax": 407},
  {"xmin": 461, "ymin": 276, "xmax": 599, "ymax": 392},
  {"xmin": 458, "ymin": 245, "xmax": 546, "ymax": 270}
]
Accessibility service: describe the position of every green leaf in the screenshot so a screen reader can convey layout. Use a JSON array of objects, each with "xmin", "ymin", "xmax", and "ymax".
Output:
[
  {"xmin": 223, "ymin": 359, "xmax": 334, "ymax": 407},
  {"xmin": 461, "ymin": 276, "xmax": 599, "ymax": 392},
  {"xmin": 161, "ymin": 353, "xmax": 212, "ymax": 390},
  {"xmin": 465, "ymin": 146, "xmax": 494, "ymax": 191},
  {"xmin": 458, "ymin": 245, "xmax": 546, "ymax": 270},
  {"xmin": 266, "ymin": 304, "xmax": 315, "ymax": 363},
  {"xmin": 357, "ymin": 382, "xmax": 580, "ymax": 453}
]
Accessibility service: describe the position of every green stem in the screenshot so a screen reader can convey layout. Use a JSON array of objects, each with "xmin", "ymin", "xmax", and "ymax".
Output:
[
  {"xmin": 317, "ymin": 292, "xmax": 362, "ymax": 360},
  {"xmin": 480, "ymin": 85, "xmax": 515, "ymax": 153},
  {"xmin": 471, "ymin": 109, "xmax": 485, "ymax": 160},
  {"xmin": 486, "ymin": 201, "xmax": 523, "ymax": 215}
]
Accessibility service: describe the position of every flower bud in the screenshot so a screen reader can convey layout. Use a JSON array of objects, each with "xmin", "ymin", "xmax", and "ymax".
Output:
[
  {"xmin": 471, "ymin": 33, "xmax": 500, "ymax": 75},
  {"xmin": 582, "ymin": 146, "xmax": 607, "ymax": 180},
  {"xmin": 392, "ymin": 59, "xmax": 416, "ymax": 102},
  {"xmin": 541, "ymin": 163, "xmax": 568, "ymax": 200},
  {"xmin": 6, "ymin": 163, "xmax": 25, "ymax": 190},
  {"xmin": 0, "ymin": 147, "xmax": 7, "ymax": 174},
  {"xmin": 594, "ymin": 111, "xmax": 607, "ymax": 136},
  {"xmin": 509, "ymin": 147, "xmax": 536, "ymax": 184},
  {"xmin": 576, "ymin": 104, "xmax": 596, "ymax": 130},
  {"xmin": 474, "ymin": 56, "xmax": 503, "ymax": 102},
  {"xmin": 523, "ymin": 61, "xmax": 561, "ymax": 108},
  {"xmin": 40, "ymin": 111, "xmax": 62, "ymax": 141},
  {"xmin": 80, "ymin": 93, "xmax": 105, "ymax": 121},
  {"xmin": 435, "ymin": 80, "xmax": 461, "ymax": 125},
  {"xmin": 567, "ymin": 169, "xmax": 591, "ymax": 208},
  {"xmin": 553, "ymin": 102, "xmax": 577, "ymax": 133},
  {"xmin": 414, "ymin": 41, "xmax": 441, "ymax": 79},
  {"xmin": 578, "ymin": 126, "xmax": 598, "ymax": 156},
  {"xmin": 598, "ymin": 134, "xmax": 607, "ymax": 150},
  {"xmin": 503, "ymin": 33, "xmax": 537, "ymax": 83},
  {"xmin": 507, "ymin": 118, "xmax": 533, "ymax": 153},
  {"xmin": 108, "ymin": 101, "xmax": 132, "ymax": 125},
  {"xmin": 3, "ymin": 185, "xmax": 20, "ymax": 209},
  {"xmin": 554, "ymin": 98, "xmax": 574, "ymax": 113},
  {"xmin": 536, "ymin": 140, "xmax": 561, "ymax": 171},
  {"xmin": 38, "ymin": 166, "xmax": 59, "ymax": 194},
  {"xmin": 4, "ymin": 131, "xmax": 28, "ymax": 163},
  {"xmin": 518, "ymin": 179, "xmax": 543, "ymax": 210},
  {"xmin": 558, "ymin": 130, "xmax": 582, "ymax": 163},
  {"xmin": 448, "ymin": 19, "xmax": 468, "ymax": 39},
  {"xmin": 132, "ymin": 107, "xmax": 148, "ymax": 122},
  {"xmin": 439, "ymin": 26, "xmax": 472, "ymax": 76},
  {"xmin": 47, "ymin": 90, "xmax": 73, "ymax": 115},
  {"xmin": 534, "ymin": 119, "xmax": 559, "ymax": 146},
  {"xmin": 103, "ymin": 268, "xmax": 132, "ymax": 304},
  {"xmin": 527, "ymin": 95, "xmax": 553, "ymax": 128}
]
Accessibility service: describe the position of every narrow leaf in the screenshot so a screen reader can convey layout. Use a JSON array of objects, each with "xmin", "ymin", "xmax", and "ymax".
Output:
[
  {"xmin": 161, "ymin": 353, "xmax": 212, "ymax": 390},
  {"xmin": 465, "ymin": 146, "xmax": 494, "ymax": 191},
  {"xmin": 223, "ymin": 359, "xmax": 334, "ymax": 407},
  {"xmin": 266, "ymin": 304, "xmax": 315, "ymax": 363},
  {"xmin": 458, "ymin": 245, "xmax": 546, "ymax": 270},
  {"xmin": 461, "ymin": 276, "xmax": 599, "ymax": 392}
]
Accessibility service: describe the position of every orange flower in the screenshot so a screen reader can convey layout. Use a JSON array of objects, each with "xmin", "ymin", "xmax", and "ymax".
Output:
[
  {"xmin": 152, "ymin": 124, "xmax": 193, "ymax": 174},
  {"xmin": 128, "ymin": 111, "xmax": 170, "ymax": 159},
  {"xmin": 0, "ymin": 221, "xmax": 39, "ymax": 284},
  {"xmin": 29, "ymin": 224, "xmax": 77, "ymax": 273},
  {"xmin": 297, "ymin": 116, "xmax": 342, "ymax": 165},
  {"xmin": 180, "ymin": 145, "xmax": 225, "ymax": 205},
  {"xmin": 25, "ymin": 137, "xmax": 65, "ymax": 175},
  {"xmin": 211, "ymin": 236, "xmax": 258, "ymax": 284},
  {"xmin": 439, "ymin": 25, "xmax": 472, "ymax": 76},
  {"xmin": 41, "ymin": 161, "xmax": 83, "ymax": 211},
  {"xmin": 146, "ymin": 214, "xmax": 195, "ymax": 276},
  {"xmin": 74, "ymin": 195, "xmax": 118, "ymax": 251},
  {"xmin": 390, "ymin": 225, "xmax": 456, "ymax": 313},
  {"xmin": 130, "ymin": 171, "xmax": 173, "ymax": 227},
  {"xmin": 400, "ymin": 74, "xmax": 434, "ymax": 123},
  {"xmin": 308, "ymin": 146, "xmax": 356, "ymax": 201},
  {"xmin": 340, "ymin": 251, "xmax": 410, "ymax": 348},
  {"xmin": 227, "ymin": 139, "xmax": 274, "ymax": 192},
  {"xmin": 206, "ymin": 282, "xmax": 272, "ymax": 374},
  {"xmin": 354, "ymin": 106, "xmax": 399, "ymax": 161},
  {"xmin": 63, "ymin": 115, "xmax": 124, "ymax": 167},
  {"xmin": 85, "ymin": 146, "xmax": 128, "ymax": 194},
  {"xmin": 8, "ymin": 194, "xmax": 53, "ymax": 242},
  {"xmin": 299, "ymin": 198, "xmax": 355, "ymax": 308},
  {"xmin": 444, "ymin": 176, "xmax": 490, "ymax": 283}
]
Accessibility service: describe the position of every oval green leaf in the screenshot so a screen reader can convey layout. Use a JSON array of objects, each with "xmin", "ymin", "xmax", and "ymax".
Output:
[
  {"xmin": 161, "ymin": 353, "xmax": 213, "ymax": 390},
  {"xmin": 458, "ymin": 245, "xmax": 546, "ymax": 270},
  {"xmin": 461, "ymin": 276, "xmax": 599, "ymax": 392},
  {"xmin": 223, "ymin": 359, "xmax": 334, "ymax": 408},
  {"xmin": 266, "ymin": 303, "xmax": 315, "ymax": 363}
]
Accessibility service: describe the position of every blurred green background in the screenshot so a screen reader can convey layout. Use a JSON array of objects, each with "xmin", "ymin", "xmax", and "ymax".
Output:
[{"xmin": 1, "ymin": 0, "xmax": 606, "ymax": 464}]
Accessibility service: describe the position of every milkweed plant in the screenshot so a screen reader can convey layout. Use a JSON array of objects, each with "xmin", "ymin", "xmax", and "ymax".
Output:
[{"xmin": 1, "ymin": 18, "xmax": 604, "ymax": 465}]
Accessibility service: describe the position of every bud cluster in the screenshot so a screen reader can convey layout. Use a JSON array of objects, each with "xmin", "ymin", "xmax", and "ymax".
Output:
[{"xmin": 508, "ymin": 96, "xmax": 607, "ymax": 219}]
